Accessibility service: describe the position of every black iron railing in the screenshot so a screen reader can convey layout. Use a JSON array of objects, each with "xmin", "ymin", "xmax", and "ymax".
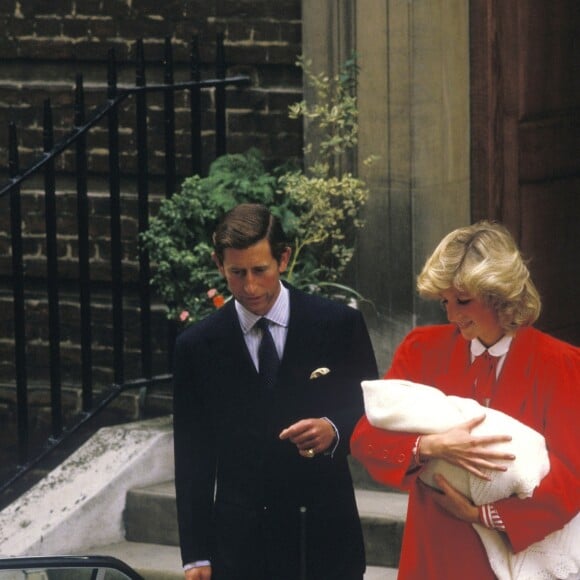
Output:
[{"xmin": 0, "ymin": 34, "xmax": 250, "ymax": 498}]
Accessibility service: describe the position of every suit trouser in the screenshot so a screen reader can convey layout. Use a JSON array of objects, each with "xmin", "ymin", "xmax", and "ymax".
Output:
[{"xmin": 212, "ymin": 501, "xmax": 365, "ymax": 580}]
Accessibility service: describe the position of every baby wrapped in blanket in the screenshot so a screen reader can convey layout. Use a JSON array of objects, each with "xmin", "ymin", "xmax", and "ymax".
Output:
[{"xmin": 361, "ymin": 379, "xmax": 580, "ymax": 580}]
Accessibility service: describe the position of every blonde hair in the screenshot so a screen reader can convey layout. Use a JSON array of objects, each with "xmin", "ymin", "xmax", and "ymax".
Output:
[{"xmin": 417, "ymin": 221, "xmax": 541, "ymax": 332}]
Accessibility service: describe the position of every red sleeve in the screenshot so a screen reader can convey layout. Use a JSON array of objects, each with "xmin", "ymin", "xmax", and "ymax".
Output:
[
  {"xmin": 350, "ymin": 415, "xmax": 420, "ymax": 490},
  {"xmin": 384, "ymin": 325, "xmax": 460, "ymax": 386},
  {"xmin": 384, "ymin": 327, "xmax": 433, "ymax": 381},
  {"xmin": 497, "ymin": 338, "xmax": 580, "ymax": 552},
  {"xmin": 351, "ymin": 326, "xmax": 454, "ymax": 490}
]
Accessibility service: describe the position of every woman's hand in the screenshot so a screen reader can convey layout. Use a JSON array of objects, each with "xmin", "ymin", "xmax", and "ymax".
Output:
[
  {"xmin": 422, "ymin": 474, "xmax": 480, "ymax": 523},
  {"xmin": 419, "ymin": 415, "xmax": 515, "ymax": 480}
]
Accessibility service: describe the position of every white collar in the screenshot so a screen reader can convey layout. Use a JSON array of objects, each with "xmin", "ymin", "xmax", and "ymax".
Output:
[
  {"xmin": 471, "ymin": 334, "xmax": 513, "ymax": 358},
  {"xmin": 235, "ymin": 282, "xmax": 290, "ymax": 334}
]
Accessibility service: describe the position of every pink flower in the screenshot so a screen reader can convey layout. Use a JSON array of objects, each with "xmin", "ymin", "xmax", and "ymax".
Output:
[
  {"xmin": 179, "ymin": 310, "xmax": 190, "ymax": 322},
  {"xmin": 207, "ymin": 288, "xmax": 225, "ymax": 309}
]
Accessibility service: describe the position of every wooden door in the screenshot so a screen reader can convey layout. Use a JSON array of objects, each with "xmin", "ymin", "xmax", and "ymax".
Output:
[{"xmin": 470, "ymin": 0, "xmax": 580, "ymax": 345}]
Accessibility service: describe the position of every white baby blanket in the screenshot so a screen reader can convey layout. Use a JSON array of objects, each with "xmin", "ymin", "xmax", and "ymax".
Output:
[{"xmin": 361, "ymin": 379, "xmax": 580, "ymax": 580}]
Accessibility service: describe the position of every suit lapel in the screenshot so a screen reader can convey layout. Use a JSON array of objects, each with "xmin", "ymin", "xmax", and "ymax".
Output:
[
  {"xmin": 212, "ymin": 286, "xmax": 323, "ymax": 384},
  {"xmin": 280, "ymin": 288, "xmax": 315, "ymax": 366},
  {"xmin": 210, "ymin": 301, "xmax": 258, "ymax": 378}
]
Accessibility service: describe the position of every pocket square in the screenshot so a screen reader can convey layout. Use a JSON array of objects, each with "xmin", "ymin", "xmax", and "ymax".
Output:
[{"xmin": 310, "ymin": 367, "xmax": 330, "ymax": 379}]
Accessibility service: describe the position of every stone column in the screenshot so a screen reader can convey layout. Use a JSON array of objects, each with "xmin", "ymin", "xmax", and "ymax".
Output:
[{"xmin": 302, "ymin": 0, "xmax": 470, "ymax": 371}]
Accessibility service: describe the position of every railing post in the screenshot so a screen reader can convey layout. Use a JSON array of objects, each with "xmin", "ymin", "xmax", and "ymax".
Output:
[
  {"xmin": 163, "ymin": 36, "xmax": 176, "ymax": 198},
  {"xmin": 0, "ymin": 38, "xmax": 252, "ymax": 495},
  {"xmin": 107, "ymin": 48, "xmax": 124, "ymax": 385},
  {"xmin": 162, "ymin": 37, "xmax": 181, "ymax": 367},
  {"xmin": 215, "ymin": 32, "xmax": 227, "ymax": 157},
  {"xmin": 190, "ymin": 35, "xmax": 202, "ymax": 176},
  {"xmin": 135, "ymin": 38, "xmax": 152, "ymax": 379},
  {"xmin": 8, "ymin": 122, "xmax": 29, "ymax": 464},
  {"xmin": 43, "ymin": 99, "xmax": 63, "ymax": 438},
  {"xmin": 74, "ymin": 73, "xmax": 93, "ymax": 411}
]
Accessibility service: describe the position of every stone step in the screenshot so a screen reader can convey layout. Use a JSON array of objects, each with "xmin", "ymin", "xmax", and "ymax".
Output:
[
  {"xmin": 124, "ymin": 481, "xmax": 407, "ymax": 568},
  {"xmin": 85, "ymin": 541, "xmax": 398, "ymax": 580},
  {"xmin": 349, "ymin": 455, "xmax": 399, "ymax": 491},
  {"xmin": 355, "ymin": 488, "xmax": 407, "ymax": 568}
]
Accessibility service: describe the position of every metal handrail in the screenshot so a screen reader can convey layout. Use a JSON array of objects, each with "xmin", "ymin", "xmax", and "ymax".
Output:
[
  {"xmin": 0, "ymin": 33, "xmax": 250, "ymax": 499},
  {"xmin": 0, "ymin": 375, "xmax": 172, "ymax": 498},
  {"xmin": 0, "ymin": 76, "xmax": 250, "ymax": 200}
]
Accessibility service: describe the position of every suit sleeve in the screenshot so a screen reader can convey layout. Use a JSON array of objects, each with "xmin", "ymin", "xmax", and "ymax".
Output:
[
  {"xmin": 173, "ymin": 330, "xmax": 217, "ymax": 565},
  {"xmin": 325, "ymin": 308, "xmax": 378, "ymax": 457}
]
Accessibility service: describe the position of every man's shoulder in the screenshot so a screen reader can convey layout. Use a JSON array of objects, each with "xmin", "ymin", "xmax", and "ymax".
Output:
[
  {"xmin": 287, "ymin": 283, "xmax": 360, "ymax": 317},
  {"xmin": 175, "ymin": 302, "xmax": 234, "ymax": 346}
]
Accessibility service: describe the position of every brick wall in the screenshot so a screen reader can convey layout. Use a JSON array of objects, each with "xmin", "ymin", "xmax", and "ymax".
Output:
[
  {"xmin": 0, "ymin": 0, "xmax": 303, "ymax": 170},
  {"xmin": 0, "ymin": 0, "xmax": 303, "ymax": 455}
]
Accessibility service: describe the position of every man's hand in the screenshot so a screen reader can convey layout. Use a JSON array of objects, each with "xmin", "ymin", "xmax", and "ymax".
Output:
[
  {"xmin": 279, "ymin": 418, "xmax": 336, "ymax": 457},
  {"xmin": 419, "ymin": 415, "xmax": 515, "ymax": 479},
  {"xmin": 423, "ymin": 474, "xmax": 480, "ymax": 523},
  {"xmin": 184, "ymin": 565, "xmax": 211, "ymax": 580}
]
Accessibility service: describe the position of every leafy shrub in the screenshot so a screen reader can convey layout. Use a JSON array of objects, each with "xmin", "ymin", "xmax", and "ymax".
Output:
[{"xmin": 142, "ymin": 54, "xmax": 374, "ymax": 324}]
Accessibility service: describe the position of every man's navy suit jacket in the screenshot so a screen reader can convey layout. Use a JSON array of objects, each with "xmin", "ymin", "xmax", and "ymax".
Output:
[{"xmin": 173, "ymin": 283, "xmax": 378, "ymax": 578}]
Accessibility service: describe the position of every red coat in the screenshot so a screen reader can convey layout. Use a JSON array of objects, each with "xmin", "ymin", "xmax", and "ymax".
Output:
[{"xmin": 351, "ymin": 324, "xmax": 580, "ymax": 579}]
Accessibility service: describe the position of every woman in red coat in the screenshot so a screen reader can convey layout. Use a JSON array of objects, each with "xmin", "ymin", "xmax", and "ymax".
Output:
[{"xmin": 351, "ymin": 221, "xmax": 580, "ymax": 579}]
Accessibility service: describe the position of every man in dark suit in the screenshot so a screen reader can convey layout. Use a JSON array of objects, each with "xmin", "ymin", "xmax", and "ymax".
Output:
[{"xmin": 173, "ymin": 203, "xmax": 378, "ymax": 580}]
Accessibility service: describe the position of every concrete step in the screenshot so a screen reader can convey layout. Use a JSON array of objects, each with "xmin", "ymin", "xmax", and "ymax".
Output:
[
  {"xmin": 366, "ymin": 566, "xmax": 399, "ymax": 580},
  {"xmin": 355, "ymin": 488, "xmax": 407, "ymax": 568},
  {"xmin": 349, "ymin": 456, "xmax": 395, "ymax": 491},
  {"xmin": 124, "ymin": 481, "xmax": 407, "ymax": 568},
  {"xmin": 85, "ymin": 540, "xmax": 398, "ymax": 579}
]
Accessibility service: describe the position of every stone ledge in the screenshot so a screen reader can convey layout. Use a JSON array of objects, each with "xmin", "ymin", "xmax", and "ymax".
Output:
[{"xmin": 0, "ymin": 416, "xmax": 174, "ymax": 557}]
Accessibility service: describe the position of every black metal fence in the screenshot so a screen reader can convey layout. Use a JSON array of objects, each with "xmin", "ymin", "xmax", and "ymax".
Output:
[{"xmin": 0, "ymin": 34, "xmax": 250, "ymax": 497}]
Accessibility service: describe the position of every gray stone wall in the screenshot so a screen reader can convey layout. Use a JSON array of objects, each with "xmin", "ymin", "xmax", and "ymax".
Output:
[{"xmin": 301, "ymin": 1, "xmax": 470, "ymax": 374}]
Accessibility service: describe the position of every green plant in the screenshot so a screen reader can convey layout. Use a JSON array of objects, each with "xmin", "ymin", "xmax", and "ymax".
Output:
[
  {"xmin": 288, "ymin": 54, "xmax": 360, "ymax": 161},
  {"xmin": 141, "ymin": 149, "xmax": 277, "ymax": 322},
  {"xmin": 142, "ymin": 53, "xmax": 375, "ymax": 324}
]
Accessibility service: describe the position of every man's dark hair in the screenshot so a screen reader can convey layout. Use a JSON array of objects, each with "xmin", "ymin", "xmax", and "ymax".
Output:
[{"xmin": 212, "ymin": 203, "xmax": 289, "ymax": 264}]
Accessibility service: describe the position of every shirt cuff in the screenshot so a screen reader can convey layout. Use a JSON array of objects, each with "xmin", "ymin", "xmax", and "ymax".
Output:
[
  {"xmin": 322, "ymin": 417, "xmax": 340, "ymax": 456},
  {"xmin": 184, "ymin": 560, "xmax": 211, "ymax": 570},
  {"xmin": 479, "ymin": 503, "xmax": 506, "ymax": 531}
]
